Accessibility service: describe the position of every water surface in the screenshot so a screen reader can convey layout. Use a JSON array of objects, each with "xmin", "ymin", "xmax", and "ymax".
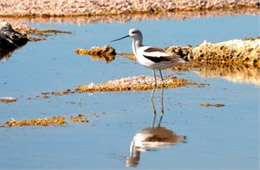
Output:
[{"xmin": 0, "ymin": 15, "xmax": 259, "ymax": 169}]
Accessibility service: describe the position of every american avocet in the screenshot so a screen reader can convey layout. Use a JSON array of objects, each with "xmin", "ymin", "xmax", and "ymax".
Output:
[{"xmin": 111, "ymin": 28, "xmax": 186, "ymax": 87}]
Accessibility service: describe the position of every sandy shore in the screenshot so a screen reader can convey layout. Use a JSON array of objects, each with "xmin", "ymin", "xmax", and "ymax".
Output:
[
  {"xmin": 0, "ymin": 0, "xmax": 259, "ymax": 17},
  {"xmin": 1, "ymin": 7, "xmax": 259, "ymax": 27}
]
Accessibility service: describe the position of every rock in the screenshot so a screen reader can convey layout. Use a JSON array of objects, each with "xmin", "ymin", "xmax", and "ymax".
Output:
[
  {"xmin": 165, "ymin": 45, "xmax": 193, "ymax": 61},
  {"xmin": 192, "ymin": 38, "xmax": 260, "ymax": 66},
  {"xmin": 0, "ymin": 21, "xmax": 28, "ymax": 50},
  {"xmin": 165, "ymin": 38, "xmax": 260, "ymax": 66},
  {"xmin": 75, "ymin": 45, "xmax": 116, "ymax": 63},
  {"xmin": 0, "ymin": 50, "xmax": 13, "ymax": 61}
]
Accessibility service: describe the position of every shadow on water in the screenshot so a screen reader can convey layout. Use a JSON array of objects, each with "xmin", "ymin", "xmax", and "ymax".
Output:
[
  {"xmin": 0, "ymin": 47, "xmax": 22, "ymax": 62},
  {"xmin": 0, "ymin": 42, "xmax": 28, "ymax": 62},
  {"xmin": 0, "ymin": 49, "xmax": 13, "ymax": 61},
  {"xmin": 126, "ymin": 88, "xmax": 186, "ymax": 167}
]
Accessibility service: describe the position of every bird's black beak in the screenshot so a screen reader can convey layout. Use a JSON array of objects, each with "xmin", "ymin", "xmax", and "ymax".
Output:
[{"xmin": 110, "ymin": 35, "xmax": 129, "ymax": 42}]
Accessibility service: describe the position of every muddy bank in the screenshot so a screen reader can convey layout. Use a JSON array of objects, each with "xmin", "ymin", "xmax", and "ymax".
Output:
[{"xmin": 0, "ymin": 0, "xmax": 259, "ymax": 17}]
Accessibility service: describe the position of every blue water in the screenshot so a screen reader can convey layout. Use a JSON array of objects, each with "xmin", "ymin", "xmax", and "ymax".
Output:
[{"xmin": 0, "ymin": 15, "xmax": 259, "ymax": 169}]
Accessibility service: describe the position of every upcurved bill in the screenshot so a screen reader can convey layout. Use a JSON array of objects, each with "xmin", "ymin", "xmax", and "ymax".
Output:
[{"xmin": 110, "ymin": 35, "xmax": 129, "ymax": 42}]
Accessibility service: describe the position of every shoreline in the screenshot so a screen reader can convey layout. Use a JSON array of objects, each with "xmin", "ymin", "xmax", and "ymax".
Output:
[
  {"xmin": 1, "ymin": 7, "xmax": 259, "ymax": 27},
  {"xmin": 0, "ymin": 0, "xmax": 259, "ymax": 17}
]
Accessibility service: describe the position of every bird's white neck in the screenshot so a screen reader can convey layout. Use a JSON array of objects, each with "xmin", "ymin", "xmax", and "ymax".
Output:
[{"xmin": 132, "ymin": 39, "xmax": 142, "ymax": 56}]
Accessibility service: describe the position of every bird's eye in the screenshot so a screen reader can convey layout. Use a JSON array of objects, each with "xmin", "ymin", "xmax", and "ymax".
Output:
[{"xmin": 132, "ymin": 31, "xmax": 138, "ymax": 34}]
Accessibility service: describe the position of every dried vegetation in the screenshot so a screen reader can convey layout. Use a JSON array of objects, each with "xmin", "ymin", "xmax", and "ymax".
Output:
[{"xmin": 0, "ymin": 114, "xmax": 89, "ymax": 128}]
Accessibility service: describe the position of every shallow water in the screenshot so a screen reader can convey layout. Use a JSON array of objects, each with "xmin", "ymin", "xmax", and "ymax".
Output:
[{"xmin": 0, "ymin": 15, "xmax": 259, "ymax": 169}]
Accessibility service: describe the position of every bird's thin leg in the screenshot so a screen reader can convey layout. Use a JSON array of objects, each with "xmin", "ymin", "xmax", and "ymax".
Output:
[
  {"xmin": 153, "ymin": 70, "xmax": 157, "ymax": 88},
  {"xmin": 150, "ymin": 88, "xmax": 157, "ymax": 127},
  {"xmin": 158, "ymin": 87, "xmax": 164, "ymax": 127},
  {"xmin": 159, "ymin": 69, "xmax": 165, "ymax": 88}
]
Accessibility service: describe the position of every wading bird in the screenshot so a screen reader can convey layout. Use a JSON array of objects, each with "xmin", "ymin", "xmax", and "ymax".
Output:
[{"xmin": 111, "ymin": 28, "xmax": 186, "ymax": 87}]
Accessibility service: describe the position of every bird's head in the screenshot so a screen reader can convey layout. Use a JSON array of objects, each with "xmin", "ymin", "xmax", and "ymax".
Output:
[
  {"xmin": 128, "ymin": 28, "xmax": 142, "ymax": 39},
  {"xmin": 111, "ymin": 28, "xmax": 142, "ymax": 42}
]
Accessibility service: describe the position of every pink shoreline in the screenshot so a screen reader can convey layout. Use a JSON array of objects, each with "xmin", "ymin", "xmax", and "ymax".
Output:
[{"xmin": 0, "ymin": 0, "xmax": 259, "ymax": 17}]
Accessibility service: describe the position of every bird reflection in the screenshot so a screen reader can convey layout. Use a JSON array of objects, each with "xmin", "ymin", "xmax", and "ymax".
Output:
[
  {"xmin": 150, "ymin": 88, "xmax": 164, "ymax": 128},
  {"xmin": 126, "ymin": 88, "xmax": 186, "ymax": 167}
]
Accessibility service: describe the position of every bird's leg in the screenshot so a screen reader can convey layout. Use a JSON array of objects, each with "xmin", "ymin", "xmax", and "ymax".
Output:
[
  {"xmin": 159, "ymin": 69, "xmax": 165, "ymax": 88},
  {"xmin": 150, "ymin": 88, "xmax": 157, "ymax": 127},
  {"xmin": 153, "ymin": 70, "xmax": 157, "ymax": 88},
  {"xmin": 158, "ymin": 87, "xmax": 164, "ymax": 127}
]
